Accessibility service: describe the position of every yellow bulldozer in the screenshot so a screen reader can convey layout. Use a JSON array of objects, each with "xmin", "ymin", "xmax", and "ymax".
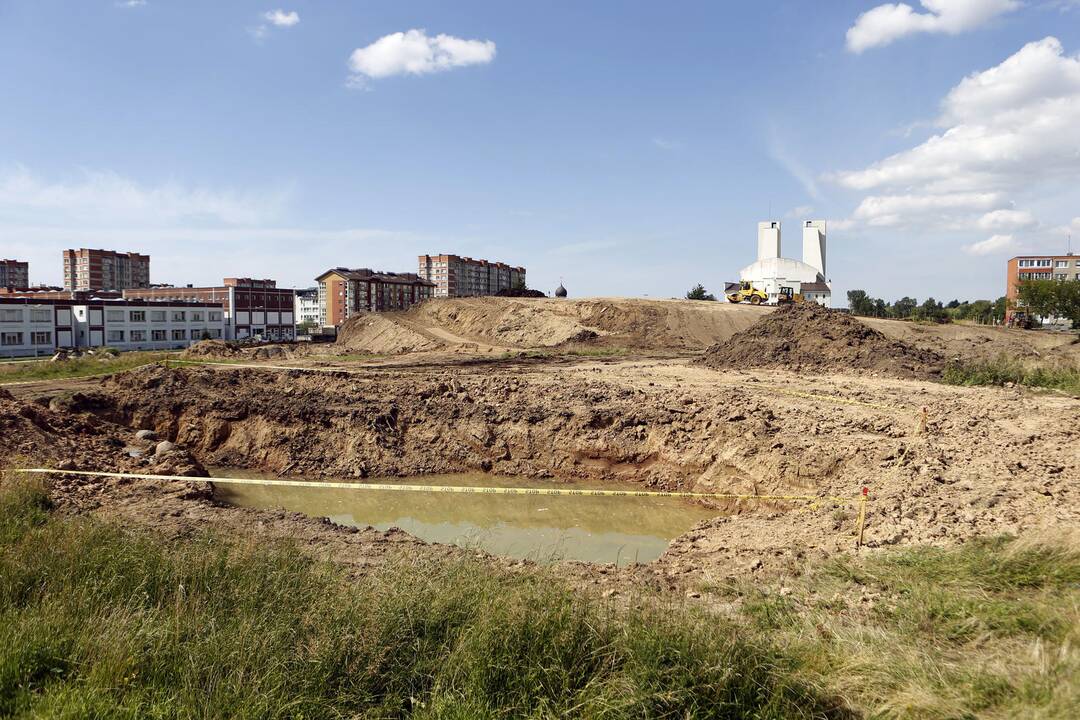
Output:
[
  {"xmin": 726, "ymin": 281, "xmax": 769, "ymax": 305},
  {"xmin": 776, "ymin": 286, "xmax": 806, "ymax": 306}
]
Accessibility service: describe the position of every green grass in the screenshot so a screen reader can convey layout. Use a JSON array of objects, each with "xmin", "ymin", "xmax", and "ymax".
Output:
[
  {"xmin": 704, "ymin": 535, "xmax": 1080, "ymax": 719},
  {"xmin": 0, "ymin": 351, "xmax": 173, "ymax": 385},
  {"xmin": 0, "ymin": 476, "xmax": 839, "ymax": 719},
  {"xmin": 943, "ymin": 354, "xmax": 1080, "ymax": 396},
  {"xmin": 5, "ymin": 473, "xmax": 1077, "ymax": 719}
]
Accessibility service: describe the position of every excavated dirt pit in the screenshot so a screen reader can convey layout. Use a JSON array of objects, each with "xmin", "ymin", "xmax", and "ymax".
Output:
[
  {"xmin": 3, "ymin": 339, "xmax": 1077, "ymax": 593},
  {"xmin": 211, "ymin": 469, "xmax": 717, "ymax": 565}
]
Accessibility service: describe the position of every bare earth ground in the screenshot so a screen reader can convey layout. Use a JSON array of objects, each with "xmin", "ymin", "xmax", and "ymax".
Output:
[{"xmin": 2, "ymin": 297, "xmax": 1078, "ymax": 599}]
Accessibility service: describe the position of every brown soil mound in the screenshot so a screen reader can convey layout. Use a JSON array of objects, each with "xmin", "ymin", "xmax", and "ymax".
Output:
[
  {"xmin": 698, "ymin": 303, "xmax": 944, "ymax": 379},
  {"xmin": 182, "ymin": 340, "xmax": 243, "ymax": 359},
  {"xmin": 336, "ymin": 314, "xmax": 441, "ymax": 354}
]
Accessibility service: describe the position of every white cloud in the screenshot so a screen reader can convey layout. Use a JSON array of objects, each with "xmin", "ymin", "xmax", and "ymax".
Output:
[
  {"xmin": 976, "ymin": 208, "xmax": 1036, "ymax": 231},
  {"xmin": 0, "ymin": 166, "xmax": 285, "ymax": 227},
  {"xmin": 786, "ymin": 205, "xmax": 815, "ymax": 219},
  {"xmin": 964, "ymin": 233, "xmax": 1019, "ymax": 255},
  {"xmin": 829, "ymin": 37, "xmax": 1080, "ymax": 232},
  {"xmin": 846, "ymin": 0, "xmax": 1020, "ymax": 53},
  {"xmin": 767, "ymin": 128, "xmax": 820, "ymax": 200},
  {"xmin": 652, "ymin": 137, "xmax": 684, "ymax": 151},
  {"xmin": 264, "ymin": 10, "xmax": 299, "ymax": 27},
  {"xmin": 117, "ymin": 1, "xmax": 147, "ymax": 7},
  {"xmin": 347, "ymin": 29, "xmax": 496, "ymax": 83}
]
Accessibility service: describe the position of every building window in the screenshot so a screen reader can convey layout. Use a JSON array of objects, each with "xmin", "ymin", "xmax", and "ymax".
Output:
[
  {"xmin": 0, "ymin": 309, "xmax": 23, "ymax": 323},
  {"xmin": 1036, "ymin": 259, "xmax": 1052, "ymax": 267},
  {"xmin": 130, "ymin": 330, "xmax": 146, "ymax": 342},
  {"xmin": 151, "ymin": 310, "xmax": 166, "ymax": 322},
  {"xmin": 107, "ymin": 330, "xmax": 125, "ymax": 343},
  {"xmin": 1055, "ymin": 260, "xmax": 1068, "ymax": 267},
  {"xmin": 31, "ymin": 331, "xmax": 52, "ymax": 345},
  {"xmin": 207, "ymin": 328, "xmax": 222, "ymax": 339},
  {"xmin": 172, "ymin": 329, "xmax": 186, "ymax": 341},
  {"xmin": 1055, "ymin": 273, "xmax": 1068, "ymax": 280},
  {"xmin": 106, "ymin": 310, "xmax": 124, "ymax": 322},
  {"xmin": 129, "ymin": 310, "xmax": 146, "ymax": 322},
  {"xmin": 209, "ymin": 311, "xmax": 222, "ymax": 322},
  {"xmin": 172, "ymin": 311, "xmax": 186, "ymax": 322},
  {"xmin": 2, "ymin": 332, "xmax": 23, "ymax": 346},
  {"xmin": 192, "ymin": 311, "xmax": 204, "ymax": 321},
  {"xmin": 30, "ymin": 309, "xmax": 52, "ymax": 323},
  {"xmin": 152, "ymin": 329, "xmax": 166, "ymax": 341}
]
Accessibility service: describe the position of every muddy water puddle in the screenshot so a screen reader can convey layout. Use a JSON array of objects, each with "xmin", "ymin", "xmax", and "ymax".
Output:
[{"xmin": 210, "ymin": 469, "xmax": 717, "ymax": 565}]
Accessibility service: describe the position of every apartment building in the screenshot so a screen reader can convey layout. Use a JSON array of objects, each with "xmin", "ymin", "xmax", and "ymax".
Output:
[
  {"xmin": 0, "ymin": 260, "xmax": 29, "ymax": 289},
  {"xmin": 294, "ymin": 288, "xmax": 320, "ymax": 328},
  {"xmin": 315, "ymin": 268, "xmax": 435, "ymax": 326},
  {"xmin": 0, "ymin": 297, "xmax": 224, "ymax": 358},
  {"xmin": 1005, "ymin": 253, "xmax": 1080, "ymax": 321},
  {"xmin": 62, "ymin": 249, "xmax": 150, "ymax": 291},
  {"xmin": 417, "ymin": 255, "xmax": 526, "ymax": 298},
  {"xmin": 124, "ymin": 278, "xmax": 295, "ymax": 341}
]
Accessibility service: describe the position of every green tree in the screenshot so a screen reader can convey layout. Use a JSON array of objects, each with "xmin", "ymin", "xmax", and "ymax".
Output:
[
  {"xmin": 1016, "ymin": 280, "xmax": 1058, "ymax": 319},
  {"xmin": 873, "ymin": 298, "xmax": 887, "ymax": 317},
  {"xmin": 686, "ymin": 284, "xmax": 717, "ymax": 301},
  {"xmin": 914, "ymin": 297, "xmax": 948, "ymax": 322},
  {"xmin": 992, "ymin": 296, "xmax": 1008, "ymax": 323},
  {"xmin": 846, "ymin": 289, "xmax": 875, "ymax": 316},
  {"xmin": 891, "ymin": 297, "xmax": 917, "ymax": 319},
  {"xmin": 297, "ymin": 320, "xmax": 319, "ymax": 336}
]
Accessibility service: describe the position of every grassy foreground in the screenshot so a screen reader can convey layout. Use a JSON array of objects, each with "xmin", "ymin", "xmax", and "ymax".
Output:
[
  {"xmin": 2, "ymin": 477, "xmax": 1077, "ymax": 718},
  {"xmin": 0, "ymin": 478, "xmax": 837, "ymax": 719},
  {"xmin": 943, "ymin": 354, "xmax": 1080, "ymax": 396},
  {"xmin": 0, "ymin": 351, "xmax": 173, "ymax": 385}
]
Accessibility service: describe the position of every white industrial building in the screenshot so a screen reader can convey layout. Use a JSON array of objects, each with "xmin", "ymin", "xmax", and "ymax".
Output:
[{"xmin": 737, "ymin": 220, "xmax": 831, "ymax": 305}]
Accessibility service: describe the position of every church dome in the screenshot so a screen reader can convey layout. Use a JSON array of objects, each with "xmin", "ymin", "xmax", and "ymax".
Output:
[{"xmin": 555, "ymin": 283, "xmax": 567, "ymax": 298}]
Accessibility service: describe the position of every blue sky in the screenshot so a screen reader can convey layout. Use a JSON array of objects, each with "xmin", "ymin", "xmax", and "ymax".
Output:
[{"xmin": 1, "ymin": 1, "xmax": 1079, "ymax": 302}]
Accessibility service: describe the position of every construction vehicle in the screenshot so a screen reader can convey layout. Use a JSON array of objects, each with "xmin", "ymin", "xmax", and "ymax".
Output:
[
  {"xmin": 726, "ymin": 281, "xmax": 769, "ymax": 305},
  {"xmin": 776, "ymin": 286, "xmax": 805, "ymax": 306}
]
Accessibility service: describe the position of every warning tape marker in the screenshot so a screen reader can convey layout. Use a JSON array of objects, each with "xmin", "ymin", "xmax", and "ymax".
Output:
[{"xmin": 10, "ymin": 469, "xmax": 872, "ymax": 547}]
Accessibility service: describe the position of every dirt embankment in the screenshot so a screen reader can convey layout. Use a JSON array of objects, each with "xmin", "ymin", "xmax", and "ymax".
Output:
[
  {"xmin": 699, "ymin": 303, "xmax": 945, "ymax": 380},
  {"xmin": 68, "ymin": 362, "xmax": 1075, "ymax": 564},
  {"xmin": 328, "ymin": 298, "xmax": 768, "ymax": 355}
]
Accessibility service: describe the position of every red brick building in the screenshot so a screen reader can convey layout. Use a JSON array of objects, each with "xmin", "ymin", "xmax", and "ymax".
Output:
[
  {"xmin": 418, "ymin": 254, "xmax": 525, "ymax": 298},
  {"xmin": 63, "ymin": 249, "xmax": 150, "ymax": 291},
  {"xmin": 1005, "ymin": 253, "xmax": 1080, "ymax": 322},
  {"xmin": 315, "ymin": 268, "xmax": 435, "ymax": 326},
  {"xmin": 0, "ymin": 259, "xmax": 29, "ymax": 290},
  {"xmin": 124, "ymin": 278, "xmax": 295, "ymax": 340}
]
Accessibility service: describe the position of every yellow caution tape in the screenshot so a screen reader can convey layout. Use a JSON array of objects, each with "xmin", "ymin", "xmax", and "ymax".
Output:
[{"xmin": 12, "ymin": 468, "xmax": 857, "ymax": 505}]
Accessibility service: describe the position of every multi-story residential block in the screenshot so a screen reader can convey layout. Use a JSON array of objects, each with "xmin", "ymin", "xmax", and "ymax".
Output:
[
  {"xmin": 0, "ymin": 297, "xmax": 224, "ymax": 357},
  {"xmin": 0, "ymin": 260, "xmax": 30, "ymax": 289},
  {"xmin": 417, "ymin": 255, "xmax": 525, "ymax": 298},
  {"xmin": 315, "ymin": 268, "xmax": 435, "ymax": 326},
  {"xmin": 62, "ymin": 249, "xmax": 151, "ymax": 291},
  {"xmin": 124, "ymin": 278, "xmax": 295, "ymax": 341},
  {"xmin": 294, "ymin": 288, "xmax": 320, "ymax": 329},
  {"xmin": 1006, "ymin": 253, "xmax": 1080, "ymax": 322}
]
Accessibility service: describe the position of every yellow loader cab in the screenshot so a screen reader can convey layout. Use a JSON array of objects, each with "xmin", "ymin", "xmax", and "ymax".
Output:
[
  {"xmin": 726, "ymin": 281, "xmax": 769, "ymax": 305},
  {"xmin": 776, "ymin": 286, "xmax": 805, "ymax": 305}
]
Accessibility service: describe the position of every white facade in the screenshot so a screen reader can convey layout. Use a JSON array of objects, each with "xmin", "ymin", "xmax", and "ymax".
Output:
[
  {"xmin": 294, "ymin": 289, "xmax": 320, "ymax": 329},
  {"xmin": 0, "ymin": 303, "xmax": 62, "ymax": 358},
  {"xmin": 757, "ymin": 222, "xmax": 781, "ymax": 261},
  {"xmin": 73, "ymin": 302, "xmax": 226, "ymax": 350},
  {"xmin": 0, "ymin": 299, "xmax": 226, "ymax": 357},
  {"xmin": 739, "ymin": 220, "xmax": 831, "ymax": 306}
]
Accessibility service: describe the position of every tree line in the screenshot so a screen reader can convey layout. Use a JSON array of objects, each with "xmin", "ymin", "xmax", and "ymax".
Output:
[
  {"xmin": 846, "ymin": 290, "xmax": 1007, "ymax": 324},
  {"xmin": 849, "ymin": 279, "xmax": 1080, "ymax": 327}
]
